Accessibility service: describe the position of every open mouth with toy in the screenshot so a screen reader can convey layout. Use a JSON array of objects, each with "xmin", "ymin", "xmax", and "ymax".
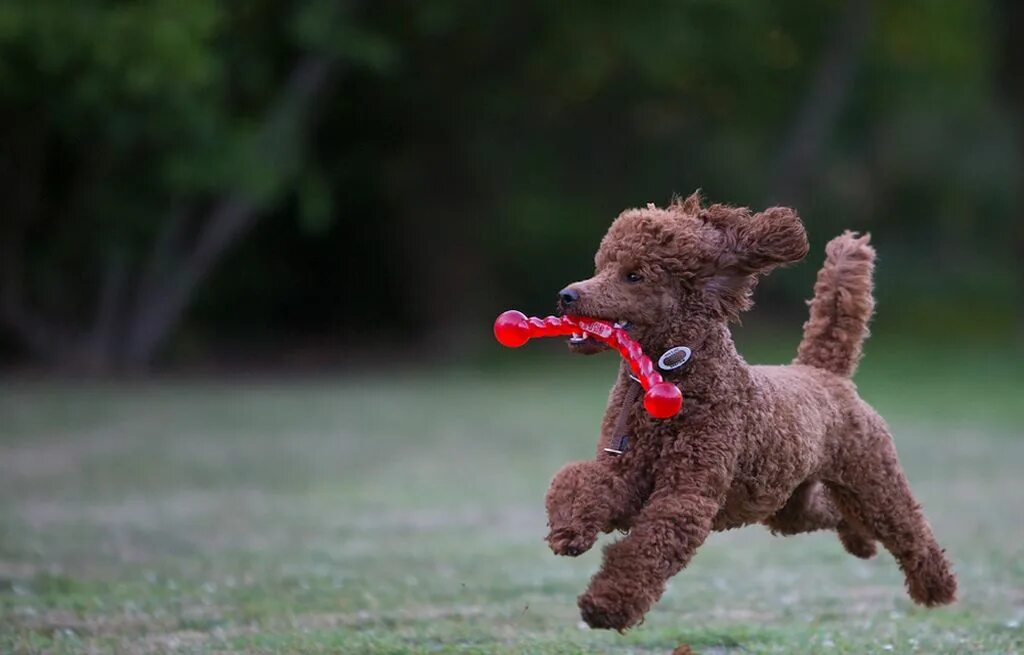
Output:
[
  {"xmin": 493, "ymin": 310, "xmax": 682, "ymax": 419},
  {"xmin": 567, "ymin": 319, "xmax": 630, "ymax": 354}
]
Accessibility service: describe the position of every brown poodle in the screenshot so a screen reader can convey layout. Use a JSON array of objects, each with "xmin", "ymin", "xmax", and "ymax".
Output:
[{"xmin": 544, "ymin": 193, "xmax": 956, "ymax": 631}]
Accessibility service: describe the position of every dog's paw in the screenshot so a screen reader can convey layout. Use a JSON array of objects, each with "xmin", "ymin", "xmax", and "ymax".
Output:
[
  {"xmin": 905, "ymin": 546, "xmax": 957, "ymax": 607},
  {"xmin": 578, "ymin": 588, "xmax": 645, "ymax": 632},
  {"xmin": 546, "ymin": 526, "xmax": 598, "ymax": 557}
]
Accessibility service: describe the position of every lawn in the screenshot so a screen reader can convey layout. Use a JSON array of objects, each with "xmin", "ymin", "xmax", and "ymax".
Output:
[{"xmin": 1, "ymin": 339, "xmax": 1022, "ymax": 654}]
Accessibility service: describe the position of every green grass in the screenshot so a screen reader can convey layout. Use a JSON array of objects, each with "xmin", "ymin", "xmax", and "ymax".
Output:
[{"xmin": 1, "ymin": 340, "xmax": 1023, "ymax": 653}]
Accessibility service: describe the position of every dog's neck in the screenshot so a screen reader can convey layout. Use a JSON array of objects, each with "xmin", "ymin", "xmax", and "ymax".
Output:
[{"xmin": 636, "ymin": 318, "xmax": 747, "ymax": 401}]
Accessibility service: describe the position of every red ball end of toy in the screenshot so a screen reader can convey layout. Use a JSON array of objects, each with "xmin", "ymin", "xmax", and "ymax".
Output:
[
  {"xmin": 494, "ymin": 310, "xmax": 531, "ymax": 347},
  {"xmin": 644, "ymin": 382, "xmax": 682, "ymax": 419}
]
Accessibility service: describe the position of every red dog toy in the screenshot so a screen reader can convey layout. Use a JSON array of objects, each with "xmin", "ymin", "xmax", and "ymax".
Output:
[{"xmin": 493, "ymin": 310, "xmax": 683, "ymax": 418}]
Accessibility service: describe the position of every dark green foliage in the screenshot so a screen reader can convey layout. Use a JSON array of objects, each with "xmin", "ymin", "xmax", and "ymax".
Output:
[{"xmin": 0, "ymin": 1, "xmax": 1019, "ymax": 368}]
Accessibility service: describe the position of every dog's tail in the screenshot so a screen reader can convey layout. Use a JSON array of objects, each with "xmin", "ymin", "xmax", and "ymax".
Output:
[{"xmin": 795, "ymin": 231, "xmax": 876, "ymax": 377}]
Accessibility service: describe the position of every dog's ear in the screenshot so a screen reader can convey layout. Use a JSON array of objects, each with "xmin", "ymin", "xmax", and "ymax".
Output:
[
  {"xmin": 698, "ymin": 205, "xmax": 808, "ymax": 320},
  {"xmin": 704, "ymin": 205, "xmax": 808, "ymax": 275}
]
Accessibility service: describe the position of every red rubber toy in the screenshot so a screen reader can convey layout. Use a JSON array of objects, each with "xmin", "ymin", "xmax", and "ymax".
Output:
[{"xmin": 493, "ymin": 310, "xmax": 683, "ymax": 419}]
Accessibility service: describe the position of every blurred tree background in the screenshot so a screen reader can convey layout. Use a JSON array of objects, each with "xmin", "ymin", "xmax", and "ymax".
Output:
[{"xmin": 0, "ymin": 0, "xmax": 1020, "ymax": 373}]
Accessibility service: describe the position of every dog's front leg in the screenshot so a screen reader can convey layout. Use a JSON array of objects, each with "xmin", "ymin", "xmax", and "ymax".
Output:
[
  {"xmin": 545, "ymin": 460, "xmax": 638, "ymax": 557},
  {"xmin": 577, "ymin": 464, "xmax": 731, "ymax": 631}
]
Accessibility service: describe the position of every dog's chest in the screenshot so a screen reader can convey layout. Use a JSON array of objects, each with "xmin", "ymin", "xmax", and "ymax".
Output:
[{"xmin": 603, "ymin": 407, "xmax": 682, "ymax": 480}]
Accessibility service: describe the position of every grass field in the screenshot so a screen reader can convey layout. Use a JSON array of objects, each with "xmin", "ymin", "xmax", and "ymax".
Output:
[{"xmin": 1, "ymin": 339, "xmax": 1023, "ymax": 653}]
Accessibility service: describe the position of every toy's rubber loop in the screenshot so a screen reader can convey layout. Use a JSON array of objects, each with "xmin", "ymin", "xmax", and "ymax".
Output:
[{"xmin": 493, "ymin": 310, "xmax": 684, "ymax": 418}]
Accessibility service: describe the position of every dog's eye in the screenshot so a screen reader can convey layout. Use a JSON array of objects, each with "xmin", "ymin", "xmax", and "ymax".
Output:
[{"xmin": 624, "ymin": 271, "xmax": 643, "ymax": 283}]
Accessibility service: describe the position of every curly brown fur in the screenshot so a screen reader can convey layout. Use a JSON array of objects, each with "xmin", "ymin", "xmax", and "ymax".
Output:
[
  {"xmin": 796, "ymin": 231, "xmax": 876, "ymax": 377},
  {"xmin": 545, "ymin": 192, "xmax": 956, "ymax": 630}
]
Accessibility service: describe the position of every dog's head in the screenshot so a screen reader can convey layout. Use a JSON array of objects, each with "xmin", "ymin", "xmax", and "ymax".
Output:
[{"xmin": 558, "ymin": 192, "xmax": 808, "ymax": 353}]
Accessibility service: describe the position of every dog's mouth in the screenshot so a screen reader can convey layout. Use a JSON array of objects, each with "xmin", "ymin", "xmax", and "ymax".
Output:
[{"xmin": 566, "ymin": 319, "xmax": 632, "ymax": 355}]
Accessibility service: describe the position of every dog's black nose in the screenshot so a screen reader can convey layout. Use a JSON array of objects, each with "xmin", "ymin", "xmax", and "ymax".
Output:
[{"xmin": 558, "ymin": 287, "xmax": 580, "ymax": 306}]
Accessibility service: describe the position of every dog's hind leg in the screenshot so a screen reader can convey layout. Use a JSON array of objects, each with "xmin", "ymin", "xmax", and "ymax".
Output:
[
  {"xmin": 764, "ymin": 480, "xmax": 877, "ymax": 559},
  {"xmin": 826, "ymin": 412, "xmax": 957, "ymax": 606}
]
